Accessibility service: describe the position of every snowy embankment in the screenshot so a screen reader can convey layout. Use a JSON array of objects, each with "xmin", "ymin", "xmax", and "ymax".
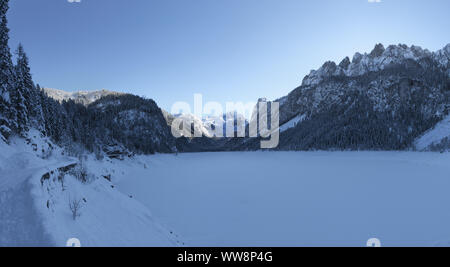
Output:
[
  {"xmin": 0, "ymin": 132, "xmax": 179, "ymax": 247},
  {"xmin": 31, "ymin": 155, "xmax": 181, "ymax": 247},
  {"xmin": 116, "ymin": 151, "xmax": 450, "ymax": 247},
  {"xmin": 279, "ymin": 114, "xmax": 306, "ymax": 133},
  {"xmin": 0, "ymin": 133, "xmax": 67, "ymax": 246},
  {"xmin": 415, "ymin": 114, "xmax": 450, "ymax": 150}
]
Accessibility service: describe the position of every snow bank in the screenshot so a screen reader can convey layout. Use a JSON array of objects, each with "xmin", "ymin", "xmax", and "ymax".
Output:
[
  {"xmin": 280, "ymin": 114, "xmax": 306, "ymax": 132},
  {"xmin": 0, "ymin": 133, "xmax": 56, "ymax": 190},
  {"xmin": 30, "ymin": 155, "xmax": 181, "ymax": 247},
  {"xmin": 415, "ymin": 114, "xmax": 450, "ymax": 150},
  {"xmin": 0, "ymin": 133, "xmax": 66, "ymax": 246},
  {"xmin": 1, "ymin": 130, "xmax": 180, "ymax": 247}
]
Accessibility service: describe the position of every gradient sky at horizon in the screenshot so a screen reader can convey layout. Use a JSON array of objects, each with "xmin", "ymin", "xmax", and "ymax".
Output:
[{"xmin": 6, "ymin": 0, "xmax": 450, "ymax": 111}]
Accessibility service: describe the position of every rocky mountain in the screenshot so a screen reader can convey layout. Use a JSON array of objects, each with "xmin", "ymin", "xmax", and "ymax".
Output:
[
  {"xmin": 42, "ymin": 88, "xmax": 124, "ymax": 106},
  {"xmin": 40, "ymin": 90, "xmax": 178, "ymax": 155},
  {"xmin": 160, "ymin": 42, "xmax": 450, "ymax": 152},
  {"xmin": 300, "ymin": 44, "xmax": 450, "ymax": 88},
  {"xmin": 162, "ymin": 110, "xmax": 250, "ymax": 152},
  {"xmin": 236, "ymin": 43, "xmax": 450, "ymax": 151}
]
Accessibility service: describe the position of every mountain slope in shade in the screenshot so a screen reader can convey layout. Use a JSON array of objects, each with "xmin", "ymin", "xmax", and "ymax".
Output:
[
  {"xmin": 41, "ymin": 88, "xmax": 177, "ymax": 155},
  {"xmin": 269, "ymin": 43, "xmax": 450, "ymax": 151}
]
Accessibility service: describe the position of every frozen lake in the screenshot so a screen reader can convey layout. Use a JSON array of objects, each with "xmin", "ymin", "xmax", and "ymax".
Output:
[{"xmin": 117, "ymin": 152, "xmax": 450, "ymax": 247}]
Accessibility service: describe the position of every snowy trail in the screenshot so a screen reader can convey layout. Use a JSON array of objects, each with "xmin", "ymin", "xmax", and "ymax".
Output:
[
  {"xmin": 0, "ymin": 176, "xmax": 53, "ymax": 246},
  {"xmin": 0, "ymin": 158, "xmax": 74, "ymax": 191},
  {"xmin": 0, "ymin": 150, "xmax": 76, "ymax": 247},
  {"xmin": 0, "ymin": 136, "xmax": 179, "ymax": 247}
]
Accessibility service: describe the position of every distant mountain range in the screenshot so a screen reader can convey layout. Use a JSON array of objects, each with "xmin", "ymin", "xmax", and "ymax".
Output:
[
  {"xmin": 173, "ymin": 43, "xmax": 450, "ymax": 152},
  {"xmin": 0, "ymin": 0, "xmax": 448, "ymax": 154},
  {"xmin": 6, "ymin": 43, "xmax": 449, "ymax": 154},
  {"xmin": 44, "ymin": 88, "xmax": 247, "ymax": 139},
  {"xmin": 42, "ymin": 88, "xmax": 124, "ymax": 106}
]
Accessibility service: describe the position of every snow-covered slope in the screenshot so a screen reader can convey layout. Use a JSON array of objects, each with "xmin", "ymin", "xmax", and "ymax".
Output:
[
  {"xmin": 31, "ymin": 156, "xmax": 181, "ymax": 247},
  {"xmin": 0, "ymin": 132, "xmax": 66, "ymax": 246},
  {"xmin": 302, "ymin": 43, "xmax": 450, "ymax": 87},
  {"xmin": 279, "ymin": 114, "xmax": 306, "ymax": 133},
  {"xmin": 0, "ymin": 132, "xmax": 180, "ymax": 247},
  {"xmin": 4, "ymin": 132, "xmax": 450, "ymax": 247},
  {"xmin": 42, "ymin": 88, "xmax": 124, "ymax": 106},
  {"xmin": 165, "ymin": 112, "xmax": 249, "ymax": 138},
  {"xmin": 203, "ymin": 112, "xmax": 249, "ymax": 137},
  {"xmin": 415, "ymin": 114, "xmax": 450, "ymax": 151}
]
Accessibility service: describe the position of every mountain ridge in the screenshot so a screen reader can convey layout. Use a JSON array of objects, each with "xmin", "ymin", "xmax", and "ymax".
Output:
[
  {"xmin": 239, "ymin": 43, "xmax": 450, "ymax": 151},
  {"xmin": 3, "ymin": 40, "xmax": 449, "ymax": 153},
  {"xmin": 42, "ymin": 88, "xmax": 125, "ymax": 106},
  {"xmin": 301, "ymin": 43, "xmax": 450, "ymax": 87}
]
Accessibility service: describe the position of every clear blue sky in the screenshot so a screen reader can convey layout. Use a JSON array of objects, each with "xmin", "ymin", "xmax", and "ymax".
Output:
[{"xmin": 7, "ymin": 0, "xmax": 450, "ymax": 111}]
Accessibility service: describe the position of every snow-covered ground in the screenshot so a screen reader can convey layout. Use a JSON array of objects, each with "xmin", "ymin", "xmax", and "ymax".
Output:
[
  {"xmin": 3, "ymin": 133, "xmax": 450, "ymax": 247},
  {"xmin": 0, "ymin": 132, "xmax": 65, "ymax": 246},
  {"xmin": 415, "ymin": 114, "xmax": 450, "ymax": 150},
  {"xmin": 0, "ymin": 133, "xmax": 180, "ymax": 247},
  {"xmin": 116, "ymin": 151, "xmax": 450, "ymax": 247}
]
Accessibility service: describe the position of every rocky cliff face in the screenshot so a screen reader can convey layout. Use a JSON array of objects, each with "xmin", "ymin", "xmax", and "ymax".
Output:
[
  {"xmin": 42, "ymin": 88, "xmax": 124, "ymax": 106},
  {"xmin": 301, "ymin": 44, "xmax": 450, "ymax": 87},
  {"xmin": 252, "ymin": 43, "xmax": 450, "ymax": 151}
]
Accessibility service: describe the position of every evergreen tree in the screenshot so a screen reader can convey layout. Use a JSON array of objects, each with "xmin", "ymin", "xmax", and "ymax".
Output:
[
  {"xmin": 13, "ymin": 44, "xmax": 32, "ymax": 134},
  {"xmin": 14, "ymin": 44, "xmax": 46, "ymax": 134},
  {"xmin": 0, "ymin": 0, "xmax": 15, "ymax": 140},
  {"xmin": 32, "ymin": 84, "xmax": 46, "ymax": 134}
]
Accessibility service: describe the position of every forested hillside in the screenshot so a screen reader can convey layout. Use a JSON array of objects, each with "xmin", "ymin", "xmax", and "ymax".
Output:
[{"xmin": 0, "ymin": 0, "xmax": 176, "ymax": 156}]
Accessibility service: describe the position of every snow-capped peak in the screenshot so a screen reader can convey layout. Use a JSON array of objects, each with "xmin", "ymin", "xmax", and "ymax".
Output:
[
  {"xmin": 433, "ymin": 44, "xmax": 450, "ymax": 69},
  {"xmin": 302, "ymin": 43, "xmax": 450, "ymax": 86},
  {"xmin": 42, "ymin": 88, "xmax": 124, "ymax": 106}
]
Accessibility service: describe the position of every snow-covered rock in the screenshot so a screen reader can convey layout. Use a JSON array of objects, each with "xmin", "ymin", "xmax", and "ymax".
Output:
[
  {"xmin": 415, "ymin": 114, "xmax": 450, "ymax": 151},
  {"xmin": 302, "ymin": 43, "xmax": 450, "ymax": 86},
  {"xmin": 42, "ymin": 88, "xmax": 124, "ymax": 106},
  {"xmin": 433, "ymin": 44, "xmax": 450, "ymax": 69},
  {"xmin": 279, "ymin": 114, "xmax": 306, "ymax": 133}
]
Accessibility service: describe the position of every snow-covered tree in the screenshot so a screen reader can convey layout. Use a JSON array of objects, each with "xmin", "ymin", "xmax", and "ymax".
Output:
[
  {"xmin": 0, "ymin": 0, "xmax": 15, "ymax": 140},
  {"xmin": 12, "ymin": 44, "xmax": 32, "ymax": 134},
  {"xmin": 15, "ymin": 44, "xmax": 46, "ymax": 134},
  {"xmin": 32, "ymin": 84, "xmax": 46, "ymax": 134}
]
